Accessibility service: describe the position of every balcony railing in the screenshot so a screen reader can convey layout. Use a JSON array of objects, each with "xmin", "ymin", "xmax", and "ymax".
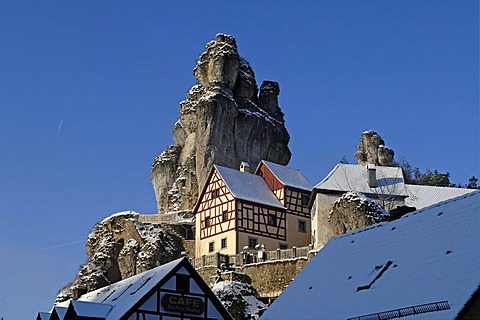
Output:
[
  {"xmin": 347, "ymin": 300, "xmax": 450, "ymax": 320},
  {"xmin": 192, "ymin": 245, "xmax": 315, "ymax": 268}
]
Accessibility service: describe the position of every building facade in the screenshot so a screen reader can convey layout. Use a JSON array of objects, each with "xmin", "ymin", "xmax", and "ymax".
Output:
[
  {"xmin": 38, "ymin": 258, "xmax": 232, "ymax": 320},
  {"xmin": 309, "ymin": 163, "xmax": 477, "ymax": 250},
  {"xmin": 194, "ymin": 161, "xmax": 312, "ymax": 258}
]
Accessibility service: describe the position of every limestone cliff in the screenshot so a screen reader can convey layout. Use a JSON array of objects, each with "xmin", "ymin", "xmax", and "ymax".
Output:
[
  {"xmin": 328, "ymin": 191, "xmax": 388, "ymax": 236},
  {"xmin": 152, "ymin": 34, "xmax": 291, "ymax": 213},
  {"xmin": 354, "ymin": 130, "xmax": 395, "ymax": 166},
  {"xmin": 56, "ymin": 212, "xmax": 185, "ymax": 303}
]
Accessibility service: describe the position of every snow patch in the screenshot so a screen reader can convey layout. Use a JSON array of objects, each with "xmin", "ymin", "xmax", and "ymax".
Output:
[
  {"xmin": 101, "ymin": 211, "xmax": 139, "ymax": 224},
  {"xmin": 212, "ymin": 281, "xmax": 267, "ymax": 319},
  {"xmin": 238, "ymin": 107, "xmax": 281, "ymax": 126}
]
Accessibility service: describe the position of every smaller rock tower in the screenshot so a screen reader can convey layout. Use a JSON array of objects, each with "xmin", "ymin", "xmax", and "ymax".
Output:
[{"xmin": 354, "ymin": 130, "xmax": 395, "ymax": 166}]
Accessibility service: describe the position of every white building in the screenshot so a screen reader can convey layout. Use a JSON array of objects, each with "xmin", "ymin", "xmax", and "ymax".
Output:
[{"xmin": 310, "ymin": 163, "xmax": 476, "ymax": 250}]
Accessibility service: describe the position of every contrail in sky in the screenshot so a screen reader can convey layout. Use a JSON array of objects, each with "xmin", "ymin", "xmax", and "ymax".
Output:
[
  {"xmin": 37, "ymin": 240, "xmax": 84, "ymax": 252},
  {"xmin": 56, "ymin": 120, "xmax": 63, "ymax": 140}
]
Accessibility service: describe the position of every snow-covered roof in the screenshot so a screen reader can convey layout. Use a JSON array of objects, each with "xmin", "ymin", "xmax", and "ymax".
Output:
[
  {"xmin": 261, "ymin": 191, "xmax": 480, "ymax": 320},
  {"xmin": 36, "ymin": 312, "xmax": 51, "ymax": 320},
  {"xmin": 76, "ymin": 258, "xmax": 184, "ymax": 319},
  {"xmin": 69, "ymin": 300, "xmax": 113, "ymax": 318},
  {"xmin": 52, "ymin": 306, "xmax": 67, "ymax": 319},
  {"xmin": 315, "ymin": 164, "xmax": 408, "ymax": 197},
  {"xmin": 260, "ymin": 160, "xmax": 313, "ymax": 192},
  {"xmin": 405, "ymin": 184, "xmax": 476, "ymax": 210},
  {"xmin": 215, "ymin": 165, "xmax": 285, "ymax": 209}
]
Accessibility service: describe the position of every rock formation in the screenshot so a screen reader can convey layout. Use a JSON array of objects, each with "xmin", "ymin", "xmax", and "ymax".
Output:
[
  {"xmin": 354, "ymin": 130, "xmax": 395, "ymax": 166},
  {"xmin": 56, "ymin": 211, "xmax": 185, "ymax": 303},
  {"xmin": 328, "ymin": 191, "xmax": 388, "ymax": 236},
  {"xmin": 212, "ymin": 280, "xmax": 267, "ymax": 320},
  {"xmin": 152, "ymin": 34, "xmax": 291, "ymax": 213}
]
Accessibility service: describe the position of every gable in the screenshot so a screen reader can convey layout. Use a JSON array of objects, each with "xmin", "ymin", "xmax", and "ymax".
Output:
[
  {"xmin": 256, "ymin": 161, "xmax": 284, "ymax": 192},
  {"xmin": 36, "ymin": 312, "xmax": 51, "ymax": 320},
  {"xmin": 194, "ymin": 167, "xmax": 236, "ymax": 215},
  {"xmin": 123, "ymin": 259, "xmax": 232, "ymax": 320},
  {"xmin": 60, "ymin": 258, "xmax": 232, "ymax": 320},
  {"xmin": 256, "ymin": 160, "xmax": 313, "ymax": 192},
  {"xmin": 193, "ymin": 166, "xmax": 222, "ymax": 214}
]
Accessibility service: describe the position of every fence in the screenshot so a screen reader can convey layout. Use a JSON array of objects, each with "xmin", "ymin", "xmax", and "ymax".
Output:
[
  {"xmin": 138, "ymin": 213, "xmax": 178, "ymax": 224},
  {"xmin": 192, "ymin": 245, "xmax": 314, "ymax": 269},
  {"xmin": 138, "ymin": 211, "xmax": 194, "ymax": 225},
  {"xmin": 347, "ymin": 301, "xmax": 450, "ymax": 320}
]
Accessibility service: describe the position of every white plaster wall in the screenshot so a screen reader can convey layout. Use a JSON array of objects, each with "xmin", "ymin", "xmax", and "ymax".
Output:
[{"xmin": 311, "ymin": 193, "xmax": 338, "ymax": 250}]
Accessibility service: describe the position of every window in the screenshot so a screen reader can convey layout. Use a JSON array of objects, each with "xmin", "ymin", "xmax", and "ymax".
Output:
[
  {"xmin": 248, "ymin": 237, "xmax": 258, "ymax": 248},
  {"xmin": 208, "ymin": 241, "xmax": 214, "ymax": 252},
  {"xmin": 176, "ymin": 274, "xmax": 190, "ymax": 293},
  {"xmin": 279, "ymin": 243, "xmax": 288, "ymax": 249},
  {"xmin": 221, "ymin": 238, "xmax": 227, "ymax": 249},
  {"xmin": 298, "ymin": 219, "xmax": 307, "ymax": 233},
  {"xmin": 205, "ymin": 217, "xmax": 211, "ymax": 227},
  {"xmin": 268, "ymin": 214, "xmax": 277, "ymax": 226},
  {"xmin": 301, "ymin": 194, "xmax": 310, "ymax": 206},
  {"xmin": 222, "ymin": 211, "xmax": 228, "ymax": 222},
  {"xmin": 211, "ymin": 190, "xmax": 219, "ymax": 199}
]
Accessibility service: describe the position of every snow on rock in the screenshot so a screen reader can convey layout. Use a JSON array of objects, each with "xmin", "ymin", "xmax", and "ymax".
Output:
[
  {"xmin": 55, "ymin": 211, "xmax": 185, "ymax": 304},
  {"xmin": 212, "ymin": 280, "xmax": 267, "ymax": 320},
  {"xmin": 328, "ymin": 191, "xmax": 388, "ymax": 237}
]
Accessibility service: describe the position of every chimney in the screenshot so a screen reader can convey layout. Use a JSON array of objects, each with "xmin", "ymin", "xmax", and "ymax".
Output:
[
  {"xmin": 72, "ymin": 285, "xmax": 88, "ymax": 300},
  {"xmin": 240, "ymin": 162, "xmax": 250, "ymax": 173},
  {"xmin": 367, "ymin": 165, "xmax": 377, "ymax": 188}
]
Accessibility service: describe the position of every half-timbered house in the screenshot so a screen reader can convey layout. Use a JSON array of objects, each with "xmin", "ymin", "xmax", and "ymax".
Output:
[
  {"xmin": 255, "ymin": 160, "xmax": 314, "ymax": 248},
  {"xmin": 194, "ymin": 161, "xmax": 313, "ymax": 258}
]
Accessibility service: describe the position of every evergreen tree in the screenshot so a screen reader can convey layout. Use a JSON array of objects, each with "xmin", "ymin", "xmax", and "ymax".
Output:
[
  {"xmin": 397, "ymin": 157, "xmax": 453, "ymax": 187},
  {"xmin": 340, "ymin": 155, "xmax": 349, "ymax": 164},
  {"xmin": 467, "ymin": 176, "xmax": 478, "ymax": 189},
  {"xmin": 412, "ymin": 169, "xmax": 452, "ymax": 187}
]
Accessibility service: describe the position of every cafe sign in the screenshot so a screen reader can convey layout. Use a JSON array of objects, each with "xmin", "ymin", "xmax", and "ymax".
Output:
[{"xmin": 161, "ymin": 294, "xmax": 205, "ymax": 315}]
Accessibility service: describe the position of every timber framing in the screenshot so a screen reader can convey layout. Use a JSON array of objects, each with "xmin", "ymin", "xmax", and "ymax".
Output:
[
  {"xmin": 194, "ymin": 162, "xmax": 313, "ymax": 257},
  {"xmin": 237, "ymin": 200, "xmax": 286, "ymax": 240}
]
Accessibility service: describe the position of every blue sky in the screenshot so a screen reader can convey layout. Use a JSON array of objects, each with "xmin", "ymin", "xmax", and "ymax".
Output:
[{"xmin": 0, "ymin": 1, "xmax": 478, "ymax": 319}]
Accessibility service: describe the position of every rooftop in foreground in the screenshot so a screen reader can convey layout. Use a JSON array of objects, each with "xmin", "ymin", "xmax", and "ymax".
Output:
[{"xmin": 261, "ymin": 191, "xmax": 480, "ymax": 320}]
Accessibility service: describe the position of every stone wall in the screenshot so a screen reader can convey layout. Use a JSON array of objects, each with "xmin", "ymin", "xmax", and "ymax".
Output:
[
  {"xmin": 242, "ymin": 258, "xmax": 309, "ymax": 298},
  {"xmin": 196, "ymin": 254, "xmax": 314, "ymax": 300}
]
